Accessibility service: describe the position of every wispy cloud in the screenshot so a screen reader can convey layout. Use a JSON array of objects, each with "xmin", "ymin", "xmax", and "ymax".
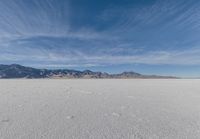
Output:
[
  {"xmin": 1, "ymin": 44, "xmax": 200, "ymax": 68},
  {"xmin": 0, "ymin": 0, "xmax": 200, "ymax": 72}
]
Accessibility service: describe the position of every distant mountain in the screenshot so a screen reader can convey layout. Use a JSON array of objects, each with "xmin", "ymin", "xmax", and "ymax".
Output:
[{"xmin": 0, "ymin": 64, "xmax": 177, "ymax": 79}]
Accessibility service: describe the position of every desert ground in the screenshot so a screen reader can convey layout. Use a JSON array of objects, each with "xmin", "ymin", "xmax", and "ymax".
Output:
[{"xmin": 0, "ymin": 79, "xmax": 200, "ymax": 139}]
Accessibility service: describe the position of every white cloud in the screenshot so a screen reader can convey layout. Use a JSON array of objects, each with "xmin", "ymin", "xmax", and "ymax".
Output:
[
  {"xmin": 1, "ymin": 46, "xmax": 200, "ymax": 67},
  {"xmin": 1, "ymin": 0, "xmax": 200, "ymax": 69}
]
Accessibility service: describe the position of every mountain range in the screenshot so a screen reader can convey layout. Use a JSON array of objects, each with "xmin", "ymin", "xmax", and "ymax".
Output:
[{"xmin": 0, "ymin": 64, "xmax": 177, "ymax": 79}]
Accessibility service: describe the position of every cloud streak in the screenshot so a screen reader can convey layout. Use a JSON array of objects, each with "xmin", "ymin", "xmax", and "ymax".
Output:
[
  {"xmin": 0, "ymin": 0, "xmax": 200, "ymax": 73},
  {"xmin": 1, "ymin": 45, "xmax": 200, "ymax": 67}
]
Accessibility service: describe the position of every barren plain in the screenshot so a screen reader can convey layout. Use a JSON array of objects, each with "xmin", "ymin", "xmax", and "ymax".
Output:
[{"xmin": 0, "ymin": 79, "xmax": 200, "ymax": 139}]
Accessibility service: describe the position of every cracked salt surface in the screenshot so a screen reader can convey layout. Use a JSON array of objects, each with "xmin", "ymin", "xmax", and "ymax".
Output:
[{"xmin": 0, "ymin": 79, "xmax": 200, "ymax": 139}]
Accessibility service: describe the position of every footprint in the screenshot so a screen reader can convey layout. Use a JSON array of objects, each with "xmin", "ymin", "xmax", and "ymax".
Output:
[
  {"xmin": 127, "ymin": 96, "xmax": 135, "ymax": 99},
  {"xmin": 66, "ymin": 115, "xmax": 75, "ymax": 119},
  {"xmin": 65, "ymin": 87, "xmax": 72, "ymax": 94},
  {"xmin": 1, "ymin": 118, "xmax": 10, "ymax": 123},
  {"xmin": 79, "ymin": 90, "xmax": 93, "ymax": 95},
  {"xmin": 112, "ymin": 112, "xmax": 121, "ymax": 117},
  {"xmin": 18, "ymin": 104, "xmax": 23, "ymax": 107},
  {"xmin": 120, "ymin": 106, "xmax": 128, "ymax": 110},
  {"xmin": 131, "ymin": 132, "xmax": 144, "ymax": 139},
  {"xmin": 131, "ymin": 114, "xmax": 137, "ymax": 118}
]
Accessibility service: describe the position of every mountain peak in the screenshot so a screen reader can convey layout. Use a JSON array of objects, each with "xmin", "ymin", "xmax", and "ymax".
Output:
[{"xmin": 0, "ymin": 64, "xmax": 177, "ymax": 79}]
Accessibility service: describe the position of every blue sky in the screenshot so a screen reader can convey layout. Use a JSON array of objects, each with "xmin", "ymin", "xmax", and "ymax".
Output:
[{"xmin": 0, "ymin": 0, "xmax": 200, "ymax": 77}]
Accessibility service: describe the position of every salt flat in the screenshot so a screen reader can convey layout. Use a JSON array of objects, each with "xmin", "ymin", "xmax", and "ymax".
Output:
[{"xmin": 0, "ymin": 79, "xmax": 200, "ymax": 139}]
